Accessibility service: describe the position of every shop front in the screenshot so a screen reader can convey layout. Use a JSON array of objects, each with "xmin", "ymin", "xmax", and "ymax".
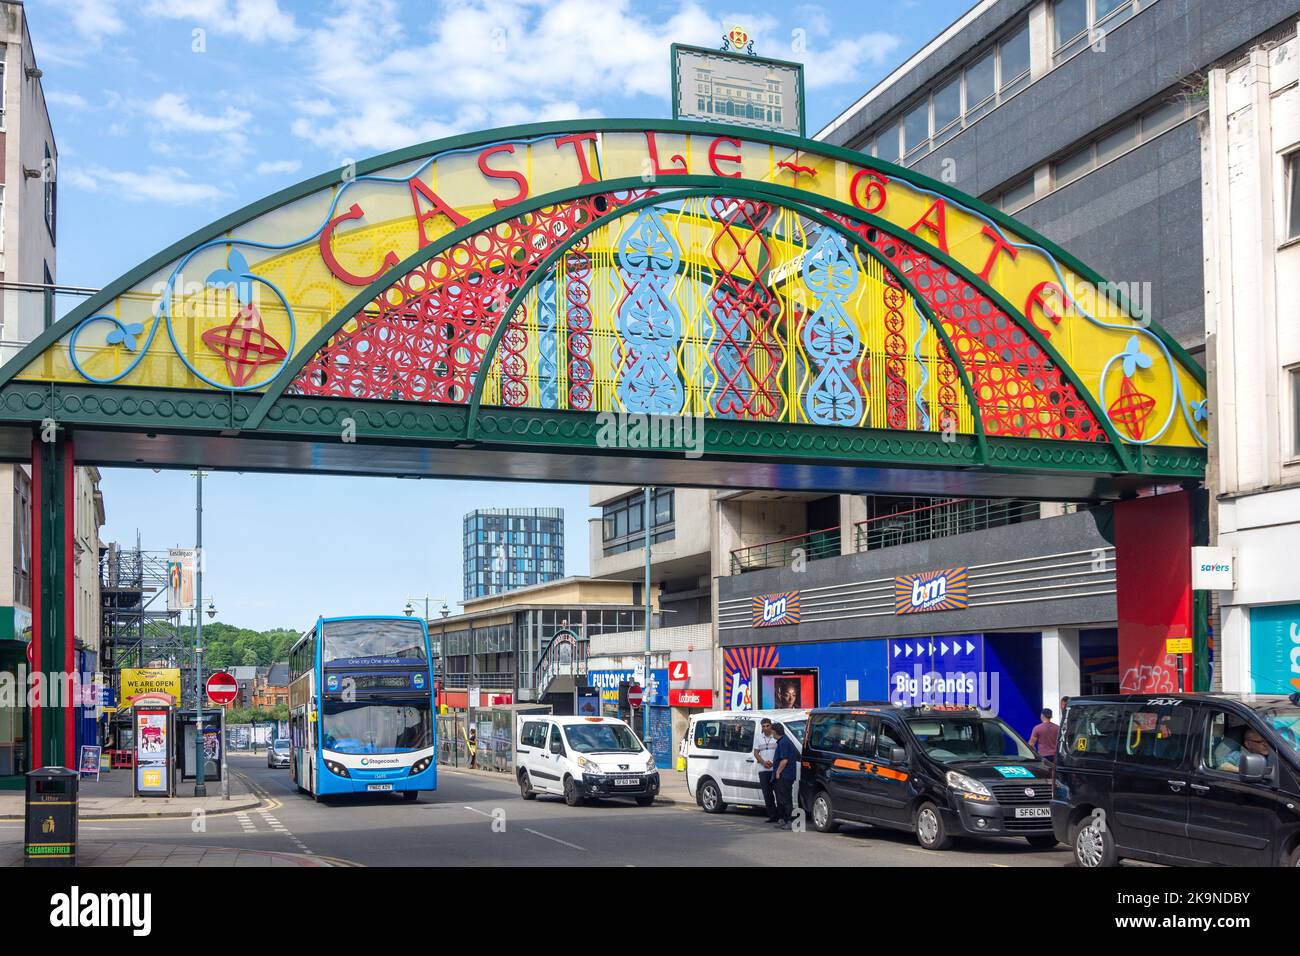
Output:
[
  {"xmin": 0, "ymin": 606, "xmax": 32, "ymax": 786},
  {"xmin": 718, "ymin": 510, "xmax": 1123, "ymax": 741}
]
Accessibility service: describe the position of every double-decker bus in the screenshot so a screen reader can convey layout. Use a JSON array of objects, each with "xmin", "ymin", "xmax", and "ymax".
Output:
[{"xmin": 287, "ymin": 615, "xmax": 437, "ymax": 800}]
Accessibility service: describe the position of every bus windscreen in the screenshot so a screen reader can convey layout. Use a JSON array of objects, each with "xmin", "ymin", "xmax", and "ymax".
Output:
[
  {"xmin": 321, "ymin": 700, "xmax": 432, "ymax": 754},
  {"xmin": 322, "ymin": 618, "xmax": 428, "ymax": 665}
]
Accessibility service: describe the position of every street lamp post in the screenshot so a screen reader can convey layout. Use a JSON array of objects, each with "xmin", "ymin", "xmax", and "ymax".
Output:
[{"xmin": 193, "ymin": 470, "xmax": 207, "ymax": 797}]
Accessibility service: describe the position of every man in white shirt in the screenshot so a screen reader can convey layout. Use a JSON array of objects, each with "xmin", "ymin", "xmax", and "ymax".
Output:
[{"xmin": 752, "ymin": 718, "xmax": 778, "ymax": 822}]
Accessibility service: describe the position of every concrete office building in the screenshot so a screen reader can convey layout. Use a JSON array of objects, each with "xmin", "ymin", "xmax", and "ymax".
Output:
[
  {"xmin": 610, "ymin": 0, "xmax": 1300, "ymax": 739},
  {"xmin": 0, "ymin": 2, "xmax": 104, "ymax": 784},
  {"xmin": 1201, "ymin": 20, "xmax": 1300, "ymax": 695}
]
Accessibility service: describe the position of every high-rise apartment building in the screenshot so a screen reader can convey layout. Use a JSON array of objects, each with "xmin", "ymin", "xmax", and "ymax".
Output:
[{"xmin": 463, "ymin": 507, "xmax": 564, "ymax": 599}]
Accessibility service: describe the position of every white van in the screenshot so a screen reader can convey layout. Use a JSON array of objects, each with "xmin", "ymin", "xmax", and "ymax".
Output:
[
  {"xmin": 686, "ymin": 709, "xmax": 808, "ymax": 814},
  {"xmin": 516, "ymin": 714, "xmax": 660, "ymax": 807}
]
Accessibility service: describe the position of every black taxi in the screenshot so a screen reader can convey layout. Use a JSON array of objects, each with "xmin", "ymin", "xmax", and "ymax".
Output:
[
  {"xmin": 799, "ymin": 702, "xmax": 1057, "ymax": 850},
  {"xmin": 1052, "ymin": 693, "xmax": 1300, "ymax": 867}
]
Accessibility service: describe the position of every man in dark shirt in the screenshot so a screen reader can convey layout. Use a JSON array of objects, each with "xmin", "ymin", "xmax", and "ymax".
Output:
[{"xmin": 770, "ymin": 722, "xmax": 799, "ymax": 829}]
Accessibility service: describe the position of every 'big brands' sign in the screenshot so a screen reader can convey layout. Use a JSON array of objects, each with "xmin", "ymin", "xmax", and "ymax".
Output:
[
  {"xmin": 894, "ymin": 568, "xmax": 970, "ymax": 615},
  {"xmin": 752, "ymin": 591, "xmax": 800, "ymax": 627}
]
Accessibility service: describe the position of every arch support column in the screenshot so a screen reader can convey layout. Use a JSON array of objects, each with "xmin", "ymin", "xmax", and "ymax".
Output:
[{"xmin": 30, "ymin": 428, "xmax": 76, "ymax": 770}]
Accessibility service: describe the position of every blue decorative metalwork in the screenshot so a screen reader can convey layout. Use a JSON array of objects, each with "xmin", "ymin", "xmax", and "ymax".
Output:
[
  {"xmin": 800, "ymin": 229, "xmax": 862, "ymax": 426},
  {"xmin": 536, "ymin": 272, "xmax": 560, "ymax": 409},
  {"xmin": 614, "ymin": 208, "xmax": 685, "ymax": 414}
]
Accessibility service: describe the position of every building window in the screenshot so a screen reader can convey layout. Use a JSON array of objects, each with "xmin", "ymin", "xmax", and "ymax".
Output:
[
  {"xmin": 1286, "ymin": 151, "xmax": 1300, "ymax": 243},
  {"xmin": 43, "ymin": 144, "xmax": 57, "ymax": 242},
  {"xmin": 1053, "ymin": 0, "xmax": 1140, "ymax": 66},
  {"xmin": 602, "ymin": 489, "xmax": 674, "ymax": 556},
  {"xmin": 880, "ymin": 19, "xmax": 1031, "ymax": 166},
  {"xmin": 1051, "ymin": 96, "xmax": 1193, "ymax": 188},
  {"xmin": 1291, "ymin": 367, "xmax": 1300, "ymax": 458},
  {"xmin": 995, "ymin": 177, "xmax": 1037, "ymax": 214}
]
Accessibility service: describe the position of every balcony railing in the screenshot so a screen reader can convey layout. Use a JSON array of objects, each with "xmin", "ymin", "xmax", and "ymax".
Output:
[
  {"xmin": 729, "ymin": 526, "xmax": 841, "ymax": 575},
  {"xmin": 854, "ymin": 498, "xmax": 1041, "ymax": 552}
]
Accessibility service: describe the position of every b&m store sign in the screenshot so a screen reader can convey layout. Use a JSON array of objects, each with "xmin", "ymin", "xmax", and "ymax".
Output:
[
  {"xmin": 894, "ymin": 568, "xmax": 969, "ymax": 615},
  {"xmin": 752, "ymin": 591, "xmax": 800, "ymax": 627}
]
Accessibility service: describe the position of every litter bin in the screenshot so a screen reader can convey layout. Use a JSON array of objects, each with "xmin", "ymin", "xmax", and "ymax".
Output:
[{"xmin": 25, "ymin": 767, "xmax": 78, "ymax": 867}]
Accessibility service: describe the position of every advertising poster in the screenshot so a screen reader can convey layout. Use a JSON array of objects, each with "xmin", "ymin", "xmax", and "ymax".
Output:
[
  {"xmin": 755, "ymin": 668, "xmax": 818, "ymax": 709},
  {"xmin": 165, "ymin": 548, "xmax": 199, "ymax": 612},
  {"xmin": 1249, "ymin": 604, "xmax": 1300, "ymax": 695},
  {"xmin": 135, "ymin": 710, "xmax": 170, "ymax": 794},
  {"xmin": 888, "ymin": 634, "xmax": 984, "ymax": 706},
  {"xmin": 576, "ymin": 693, "xmax": 600, "ymax": 717},
  {"xmin": 78, "ymin": 745, "xmax": 102, "ymax": 780},
  {"xmin": 120, "ymin": 668, "xmax": 182, "ymax": 705}
]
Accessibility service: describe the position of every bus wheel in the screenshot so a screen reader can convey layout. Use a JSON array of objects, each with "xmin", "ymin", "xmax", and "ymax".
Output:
[
  {"xmin": 402, "ymin": 790, "xmax": 419, "ymax": 802},
  {"xmin": 519, "ymin": 770, "xmax": 537, "ymax": 800},
  {"xmin": 914, "ymin": 802, "xmax": 952, "ymax": 850},
  {"xmin": 562, "ymin": 776, "xmax": 584, "ymax": 807}
]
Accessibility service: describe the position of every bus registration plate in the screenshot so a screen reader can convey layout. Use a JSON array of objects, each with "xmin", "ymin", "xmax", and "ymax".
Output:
[{"xmin": 367, "ymin": 784, "xmax": 394, "ymax": 792}]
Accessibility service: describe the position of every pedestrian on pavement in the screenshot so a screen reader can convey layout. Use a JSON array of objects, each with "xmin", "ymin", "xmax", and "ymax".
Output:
[
  {"xmin": 752, "ymin": 717, "xmax": 778, "ymax": 821},
  {"xmin": 467, "ymin": 726, "xmax": 478, "ymax": 769},
  {"xmin": 770, "ymin": 722, "xmax": 798, "ymax": 829},
  {"xmin": 1029, "ymin": 708, "xmax": 1060, "ymax": 763}
]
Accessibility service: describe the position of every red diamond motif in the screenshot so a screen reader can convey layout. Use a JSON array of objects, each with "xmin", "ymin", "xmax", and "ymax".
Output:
[
  {"xmin": 1107, "ymin": 376, "xmax": 1156, "ymax": 440},
  {"xmin": 201, "ymin": 305, "xmax": 287, "ymax": 387}
]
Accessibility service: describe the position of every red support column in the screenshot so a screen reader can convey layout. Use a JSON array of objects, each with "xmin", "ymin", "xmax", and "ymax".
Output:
[
  {"xmin": 1114, "ymin": 490, "xmax": 1195, "ymax": 694},
  {"xmin": 28, "ymin": 436, "xmax": 42, "ymax": 770},
  {"xmin": 63, "ymin": 440, "xmax": 76, "ymax": 769}
]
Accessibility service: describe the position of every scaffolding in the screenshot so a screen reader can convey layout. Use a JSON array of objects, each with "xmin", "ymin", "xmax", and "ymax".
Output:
[{"xmin": 99, "ymin": 537, "xmax": 196, "ymax": 705}]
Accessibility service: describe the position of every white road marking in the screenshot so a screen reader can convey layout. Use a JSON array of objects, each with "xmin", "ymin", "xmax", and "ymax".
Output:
[{"xmin": 524, "ymin": 828, "xmax": 585, "ymax": 851}]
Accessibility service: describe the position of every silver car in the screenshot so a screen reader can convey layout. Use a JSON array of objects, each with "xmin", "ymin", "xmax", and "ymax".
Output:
[{"xmin": 267, "ymin": 738, "xmax": 291, "ymax": 768}]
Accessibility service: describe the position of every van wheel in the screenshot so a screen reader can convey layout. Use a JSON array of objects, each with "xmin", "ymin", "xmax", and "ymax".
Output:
[
  {"xmin": 562, "ymin": 775, "xmax": 584, "ymax": 807},
  {"xmin": 809, "ymin": 790, "xmax": 839, "ymax": 833},
  {"xmin": 519, "ymin": 770, "xmax": 537, "ymax": 800},
  {"xmin": 698, "ymin": 778, "xmax": 726, "ymax": 814},
  {"xmin": 635, "ymin": 795, "xmax": 655, "ymax": 807},
  {"xmin": 1025, "ymin": 834, "xmax": 1059, "ymax": 849},
  {"xmin": 1074, "ymin": 814, "xmax": 1117, "ymax": 867},
  {"xmin": 914, "ymin": 802, "xmax": 952, "ymax": 850},
  {"xmin": 1287, "ymin": 844, "xmax": 1299, "ymax": 867}
]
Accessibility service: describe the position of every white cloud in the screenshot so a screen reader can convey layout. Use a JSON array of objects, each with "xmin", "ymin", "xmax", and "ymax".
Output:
[
  {"xmin": 47, "ymin": 0, "xmax": 126, "ymax": 41},
  {"xmin": 63, "ymin": 164, "xmax": 225, "ymax": 205},
  {"xmin": 45, "ymin": 91, "xmax": 91, "ymax": 111},
  {"xmin": 145, "ymin": 93, "xmax": 251, "ymax": 134},
  {"xmin": 255, "ymin": 159, "xmax": 303, "ymax": 176},
  {"xmin": 800, "ymin": 32, "xmax": 903, "ymax": 89},
  {"xmin": 141, "ymin": 0, "xmax": 300, "ymax": 43}
]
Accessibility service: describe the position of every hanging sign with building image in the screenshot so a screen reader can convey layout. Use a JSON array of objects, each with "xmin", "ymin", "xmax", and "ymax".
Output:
[
  {"xmin": 165, "ymin": 548, "xmax": 199, "ymax": 612},
  {"xmin": 671, "ymin": 28, "xmax": 805, "ymax": 136}
]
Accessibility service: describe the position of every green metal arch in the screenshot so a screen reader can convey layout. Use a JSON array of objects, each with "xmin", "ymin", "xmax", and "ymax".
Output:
[
  {"xmin": 453, "ymin": 190, "xmax": 991, "ymax": 464},
  {"xmin": 240, "ymin": 174, "xmax": 1134, "ymax": 468},
  {"xmin": 0, "ymin": 118, "xmax": 1202, "ymax": 394}
]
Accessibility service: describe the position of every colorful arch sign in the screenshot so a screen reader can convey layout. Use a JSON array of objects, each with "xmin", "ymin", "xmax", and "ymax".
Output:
[{"xmin": 0, "ymin": 119, "xmax": 1205, "ymax": 490}]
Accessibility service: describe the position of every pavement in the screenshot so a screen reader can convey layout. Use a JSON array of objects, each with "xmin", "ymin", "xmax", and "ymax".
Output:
[
  {"xmin": 0, "ymin": 760, "xmax": 262, "ymax": 821},
  {"xmin": 0, "ymin": 841, "xmax": 335, "ymax": 866}
]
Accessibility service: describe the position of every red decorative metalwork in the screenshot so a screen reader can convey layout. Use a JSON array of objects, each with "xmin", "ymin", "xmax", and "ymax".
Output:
[
  {"xmin": 881, "ymin": 282, "xmax": 909, "ymax": 429},
  {"xmin": 290, "ymin": 192, "xmax": 651, "ymax": 403},
  {"xmin": 1108, "ymin": 376, "xmax": 1156, "ymax": 440},
  {"xmin": 707, "ymin": 197, "xmax": 782, "ymax": 419},
  {"xmin": 564, "ymin": 240, "xmax": 594, "ymax": 410},
  {"xmin": 200, "ymin": 304, "xmax": 288, "ymax": 388},
  {"xmin": 827, "ymin": 212, "xmax": 1103, "ymax": 442}
]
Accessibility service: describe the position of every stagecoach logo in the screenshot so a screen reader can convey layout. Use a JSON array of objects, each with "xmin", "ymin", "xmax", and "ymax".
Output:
[
  {"xmin": 359, "ymin": 756, "xmax": 401, "ymax": 766},
  {"xmin": 752, "ymin": 591, "xmax": 800, "ymax": 627},
  {"xmin": 326, "ymin": 674, "xmax": 339, "ymax": 691},
  {"xmin": 412, "ymin": 672, "xmax": 426, "ymax": 689},
  {"xmin": 894, "ymin": 568, "xmax": 969, "ymax": 615}
]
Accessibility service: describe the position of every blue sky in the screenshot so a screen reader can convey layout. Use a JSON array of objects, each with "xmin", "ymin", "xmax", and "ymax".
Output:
[{"xmin": 28, "ymin": 0, "xmax": 973, "ymax": 630}]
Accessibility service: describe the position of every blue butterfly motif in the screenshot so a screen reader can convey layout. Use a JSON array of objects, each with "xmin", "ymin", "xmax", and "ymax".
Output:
[
  {"xmin": 1120, "ymin": 335, "xmax": 1153, "ymax": 379},
  {"xmin": 205, "ymin": 248, "xmax": 255, "ymax": 305},
  {"xmin": 104, "ymin": 322, "xmax": 145, "ymax": 351},
  {"xmin": 1191, "ymin": 399, "xmax": 1208, "ymax": 423}
]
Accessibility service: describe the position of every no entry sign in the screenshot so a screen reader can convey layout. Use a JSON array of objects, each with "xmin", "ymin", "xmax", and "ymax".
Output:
[
  {"xmin": 627, "ymin": 684, "xmax": 644, "ymax": 708},
  {"xmin": 205, "ymin": 671, "xmax": 238, "ymax": 706}
]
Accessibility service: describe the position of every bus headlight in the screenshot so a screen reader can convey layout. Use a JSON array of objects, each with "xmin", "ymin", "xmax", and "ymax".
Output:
[
  {"xmin": 324, "ymin": 760, "xmax": 351, "ymax": 778},
  {"xmin": 409, "ymin": 756, "xmax": 432, "ymax": 775}
]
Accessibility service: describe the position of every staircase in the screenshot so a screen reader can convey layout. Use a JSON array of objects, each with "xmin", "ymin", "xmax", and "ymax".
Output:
[{"xmin": 534, "ymin": 631, "xmax": 588, "ymax": 699}]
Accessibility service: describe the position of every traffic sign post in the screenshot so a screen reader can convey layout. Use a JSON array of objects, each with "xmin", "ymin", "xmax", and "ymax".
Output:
[
  {"xmin": 205, "ymin": 671, "xmax": 238, "ymax": 706},
  {"xmin": 627, "ymin": 684, "xmax": 644, "ymax": 709}
]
